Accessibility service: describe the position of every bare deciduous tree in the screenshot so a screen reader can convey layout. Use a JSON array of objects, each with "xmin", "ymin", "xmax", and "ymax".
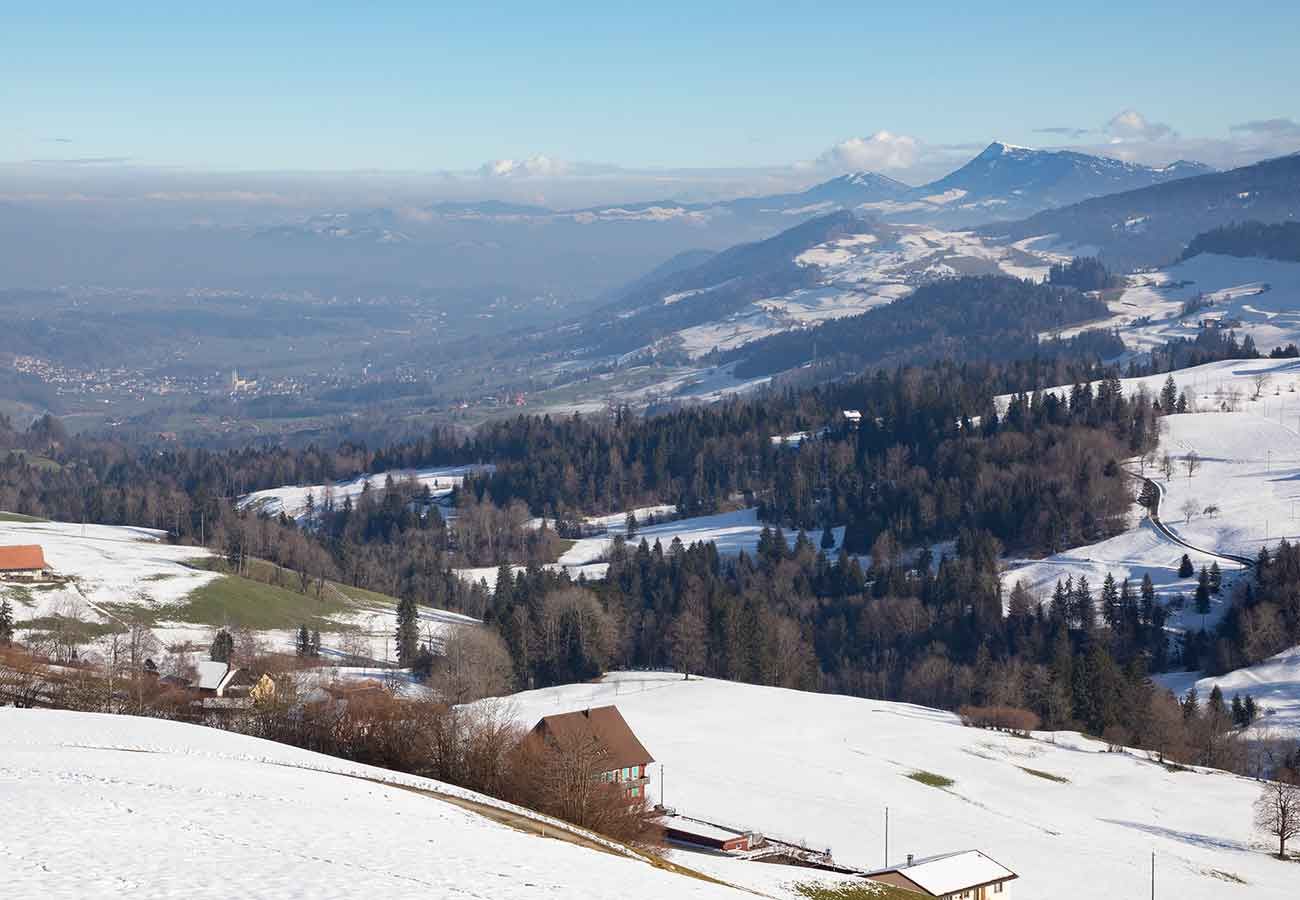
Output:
[
  {"xmin": 431, "ymin": 625, "xmax": 515, "ymax": 704},
  {"xmin": 1180, "ymin": 497, "xmax": 1199, "ymax": 523},
  {"xmin": 1183, "ymin": 450, "xmax": 1201, "ymax": 479},
  {"xmin": 1255, "ymin": 778, "xmax": 1300, "ymax": 859}
]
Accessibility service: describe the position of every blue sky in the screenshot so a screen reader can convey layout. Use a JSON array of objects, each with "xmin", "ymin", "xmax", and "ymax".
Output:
[{"xmin": 4, "ymin": 2, "xmax": 1299, "ymax": 193}]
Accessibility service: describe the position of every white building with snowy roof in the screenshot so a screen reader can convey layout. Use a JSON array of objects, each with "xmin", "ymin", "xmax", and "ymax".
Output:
[{"xmin": 863, "ymin": 849, "xmax": 1017, "ymax": 899}]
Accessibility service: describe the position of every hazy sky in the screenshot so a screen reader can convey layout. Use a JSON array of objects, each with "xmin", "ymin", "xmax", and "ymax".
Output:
[{"xmin": 5, "ymin": 2, "xmax": 1299, "ymax": 204}]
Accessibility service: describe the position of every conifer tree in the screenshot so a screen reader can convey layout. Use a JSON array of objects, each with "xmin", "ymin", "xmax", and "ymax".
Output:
[
  {"xmin": 1208, "ymin": 561, "xmax": 1222, "ymax": 595},
  {"xmin": 0, "ymin": 597, "xmax": 13, "ymax": 646},
  {"xmin": 1160, "ymin": 375, "xmax": 1178, "ymax": 412},
  {"xmin": 296, "ymin": 625, "xmax": 311, "ymax": 658},
  {"xmin": 1195, "ymin": 567, "xmax": 1212, "ymax": 628},
  {"xmin": 395, "ymin": 594, "xmax": 420, "ymax": 664},
  {"xmin": 1178, "ymin": 554, "xmax": 1195, "ymax": 578},
  {"xmin": 1100, "ymin": 573, "xmax": 1120, "ymax": 630},
  {"xmin": 210, "ymin": 628, "xmax": 234, "ymax": 663}
]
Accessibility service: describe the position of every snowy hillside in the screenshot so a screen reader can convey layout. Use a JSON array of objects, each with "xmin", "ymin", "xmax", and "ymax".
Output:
[
  {"xmin": 455, "ymin": 507, "xmax": 842, "ymax": 592},
  {"xmin": 1049, "ymin": 253, "xmax": 1300, "ymax": 352},
  {"xmin": 1157, "ymin": 645, "xmax": 1300, "ymax": 738},
  {"xmin": 503, "ymin": 673, "xmax": 1292, "ymax": 899},
  {"xmin": 237, "ymin": 464, "xmax": 493, "ymax": 521},
  {"xmin": 0, "ymin": 516, "xmax": 476, "ymax": 660},
  {"xmin": 0, "ymin": 708, "xmax": 765, "ymax": 900}
]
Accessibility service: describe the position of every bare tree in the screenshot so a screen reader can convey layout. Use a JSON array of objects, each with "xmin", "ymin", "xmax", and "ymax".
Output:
[
  {"xmin": 1255, "ymin": 778, "xmax": 1300, "ymax": 859},
  {"xmin": 668, "ymin": 603, "xmax": 709, "ymax": 680},
  {"xmin": 431, "ymin": 626, "xmax": 515, "ymax": 704},
  {"xmin": 1183, "ymin": 450, "xmax": 1201, "ymax": 479},
  {"xmin": 1180, "ymin": 497, "xmax": 1199, "ymax": 524},
  {"xmin": 1252, "ymin": 372, "xmax": 1272, "ymax": 401},
  {"xmin": 1160, "ymin": 452, "xmax": 1175, "ymax": 480}
]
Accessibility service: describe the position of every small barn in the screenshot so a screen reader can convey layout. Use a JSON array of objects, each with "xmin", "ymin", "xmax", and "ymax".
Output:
[
  {"xmin": 194, "ymin": 660, "xmax": 250, "ymax": 697},
  {"xmin": 0, "ymin": 545, "xmax": 51, "ymax": 582},
  {"xmin": 656, "ymin": 811, "xmax": 762, "ymax": 853},
  {"xmin": 863, "ymin": 850, "xmax": 1017, "ymax": 900},
  {"xmin": 528, "ymin": 706, "xmax": 654, "ymax": 799}
]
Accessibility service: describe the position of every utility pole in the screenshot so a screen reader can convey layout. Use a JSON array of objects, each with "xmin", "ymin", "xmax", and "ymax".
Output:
[
  {"xmin": 884, "ymin": 806, "xmax": 889, "ymax": 867},
  {"xmin": 1151, "ymin": 850, "xmax": 1155, "ymax": 900}
]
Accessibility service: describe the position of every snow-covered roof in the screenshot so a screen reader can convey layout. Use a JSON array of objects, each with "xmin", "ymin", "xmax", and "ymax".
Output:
[
  {"xmin": 195, "ymin": 660, "xmax": 229, "ymax": 691},
  {"xmin": 869, "ymin": 849, "xmax": 1016, "ymax": 896}
]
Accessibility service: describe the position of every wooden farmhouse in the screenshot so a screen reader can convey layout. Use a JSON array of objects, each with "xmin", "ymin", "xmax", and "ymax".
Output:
[{"xmin": 528, "ymin": 706, "xmax": 654, "ymax": 800}]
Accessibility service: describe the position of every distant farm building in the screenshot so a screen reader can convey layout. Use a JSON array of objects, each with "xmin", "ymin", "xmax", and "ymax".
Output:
[
  {"xmin": 863, "ymin": 850, "xmax": 1017, "ymax": 899},
  {"xmin": 528, "ymin": 706, "xmax": 654, "ymax": 800},
  {"xmin": 656, "ymin": 811, "xmax": 761, "ymax": 853},
  {"xmin": 0, "ymin": 545, "xmax": 52, "ymax": 582},
  {"xmin": 194, "ymin": 661, "xmax": 253, "ymax": 697}
]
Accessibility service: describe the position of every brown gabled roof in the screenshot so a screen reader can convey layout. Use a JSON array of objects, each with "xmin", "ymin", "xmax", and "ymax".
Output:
[
  {"xmin": 533, "ymin": 705, "xmax": 654, "ymax": 770},
  {"xmin": 0, "ymin": 545, "xmax": 46, "ymax": 572}
]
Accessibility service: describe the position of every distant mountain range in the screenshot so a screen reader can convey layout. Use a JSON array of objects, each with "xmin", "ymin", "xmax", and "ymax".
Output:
[
  {"xmin": 869, "ymin": 142, "xmax": 1213, "ymax": 225},
  {"xmin": 256, "ymin": 143, "xmax": 1216, "ymax": 246},
  {"xmin": 986, "ymin": 150, "xmax": 1300, "ymax": 269}
]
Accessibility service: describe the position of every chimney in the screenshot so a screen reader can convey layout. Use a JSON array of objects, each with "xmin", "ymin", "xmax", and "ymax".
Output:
[{"xmin": 906, "ymin": 854, "xmax": 914, "ymax": 867}]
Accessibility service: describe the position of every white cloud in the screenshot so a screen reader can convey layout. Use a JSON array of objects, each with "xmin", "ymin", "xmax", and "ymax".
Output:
[
  {"xmin": 478, "ymin": 155, "xmax": 571, "ymax": 178},
  {"xmin": 1231, "ymin": 118, "xmax": 1300, "ymax": 140},
  {"xmin": 1106, "ymin": 109, "xmax": 1176, "ymax": 143},
  {"xmin": 814, "ymin": 131, "xmax": 920, "ymax": 172}
]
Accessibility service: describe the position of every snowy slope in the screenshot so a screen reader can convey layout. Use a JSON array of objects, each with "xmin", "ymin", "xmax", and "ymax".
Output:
[
  {"xmin": 237, "ymin": 464, "xmax": 494, "ymax": 521},
  {"xmin": 503, "ymin": 673, "xmax": 1292, "ymax": 900},
  {"xmin": 0, "ymin": 516, "xmax": 476, "ymax": 661},
  {"xmin": 454, "ymin": 507, "xmax": 842, "ymax": 592},
  {"xmin": 0, "ymin": 709, "xmax": 759, "ymax": 900},
  {"xmin": 0, "ymin": 517, "xmax": 217, "ymax": 626},
  {"xmin": 1048, "ymin": 254, "xmax": 1300, "ymax": 351},
  {"xmin": 1156, "ymin": 645, "xmax": 1300, "ymax": 738}
]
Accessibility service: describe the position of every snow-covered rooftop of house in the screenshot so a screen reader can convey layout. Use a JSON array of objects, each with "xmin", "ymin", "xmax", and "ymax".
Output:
[
  {"xmin": 194, "ymin": 660, "xmax": 228, "ymax": 691},
  {"xmin": 868, "ymin": 849, "xmax": 1015, "ymax": 895}
]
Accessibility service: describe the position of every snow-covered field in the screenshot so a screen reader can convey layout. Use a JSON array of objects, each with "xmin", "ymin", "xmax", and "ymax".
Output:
[
  {"xmin": 455, "ymin": 507, "xmax": 843, "ymax": 593},
  {"xmin": 0, "ymin": 515, "xmax": 477, "ymax": 660},
  {"xmin": 237, "ymin": 464, "xmax": 494, "ymax": 521},
  {"xmin": 1001, "ymin": 518, "xmax": 1242, "ymax": 629},
  {"xmin": 1158, "ymin": 411, "xmax": 1300, "ymax": 559},
  {"xmin": 0, "ymin": 517, "xmax": 217, "ymax": 627},
  {"xmin": 1050, "ymin": 254, "xmax": 1300, "ymax": 352},
  {"xmin": 0, "ymin": 708, "xmax": 767, "ymax": 900},
  {"xmin": 503, "ymin": 673, "xmax": 1293, "ymax": 900},
  {"xmin": 556, "ymin": 507, "xmax": 843, "ymax": 567},
  {"xmin": 1156, "ymin": 645, "xmax": 1300, "ymax": 738}
]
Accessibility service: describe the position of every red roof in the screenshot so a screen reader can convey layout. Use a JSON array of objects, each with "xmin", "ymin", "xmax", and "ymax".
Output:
[{"xmin": 0, "ymin": 545, "xmax": 46, "ymax": 572}]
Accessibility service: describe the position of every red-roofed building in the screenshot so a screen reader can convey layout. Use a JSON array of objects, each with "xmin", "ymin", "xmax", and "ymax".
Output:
[{"xmin": 0, "ymin": 545, "xmax": 51, "ymax": 581}]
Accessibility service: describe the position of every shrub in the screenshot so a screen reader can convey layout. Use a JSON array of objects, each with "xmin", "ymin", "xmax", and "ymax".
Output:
[{"xmin": 958, "ymin": 704, "xmax": 1041, "ymax": 735}]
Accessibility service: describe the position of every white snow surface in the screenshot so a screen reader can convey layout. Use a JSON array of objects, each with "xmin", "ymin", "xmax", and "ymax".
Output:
[
  {"xmin": 1049, "ymin": 254, "xmax": 1300, "ymax": 351},
  {"xmin": 502, "ymin": 673, "xmax": 1292, "ymax": 899},
  {"xmin": 1156, "ymin": 644, "xmax": 1300, "ymax": 738},
  {"xmin": 237, "ymin": 465, "xmax": 494, "ymax": 521},
  {"xmin": 0, "ymin": 709, "xmax": 757, "ymax": 900},
  {"xmin": 0, "ymin": 517, "xmax": 216, "ymax": 627}
]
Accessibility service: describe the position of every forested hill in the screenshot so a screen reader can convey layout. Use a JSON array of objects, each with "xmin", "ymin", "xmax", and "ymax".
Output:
[
  {"xmin": 1183, "ymin": 220, "xmax": 1300, "ymax": 263},
  {"xmin": 722, "ymin": 274, "xmax": 1113, "ymax": 378}
]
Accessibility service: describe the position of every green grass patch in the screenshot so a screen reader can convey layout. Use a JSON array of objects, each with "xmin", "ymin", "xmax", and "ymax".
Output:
[
  {"xmin": 20, "ymin": 615, "xmax": 120, "ymax": 641},
  {"xmin": 906, "ymin": 770, "xmax": 955, "ymax": 789},
  {"xmin": 1019, "ymin": 766, "xmax": 1070, "ymax": 784},
  {"xmin": 795, "ymin": 882, "xmax": 920, "ymax": 900},
  {"xmin": 166, "ymin": 573, "xmax": 353, "ymax": 631},
  {"xmin": 0, "ymin": 510, "xmax": 46, "ymax": 522},
  {"xmin": 1, "ymin": 585, "xmax": 36, "ymax": 607},
  {"xmin": 192, "ymin": 555, "xmax": 402, "ymax": 611}
]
